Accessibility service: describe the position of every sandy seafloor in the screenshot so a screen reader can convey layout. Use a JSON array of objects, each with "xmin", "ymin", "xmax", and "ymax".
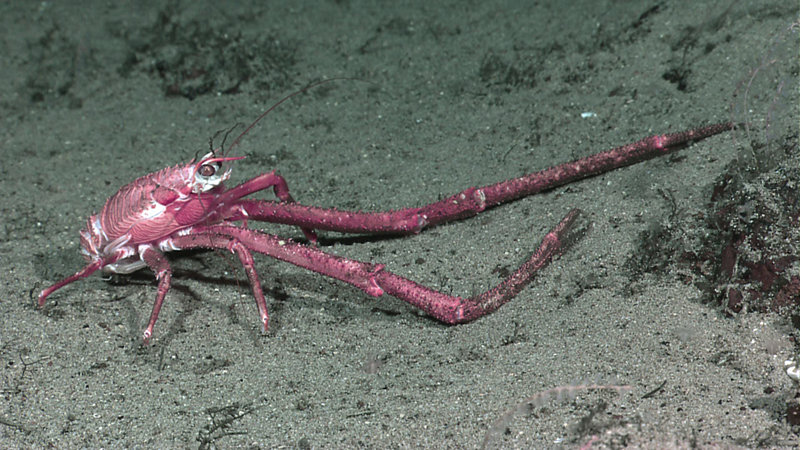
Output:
[{"xmin": 1, "ymin": 0, "xmax": 799, "ymax": 448}]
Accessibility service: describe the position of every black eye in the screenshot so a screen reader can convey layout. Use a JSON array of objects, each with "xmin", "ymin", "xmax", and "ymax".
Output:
[{"xmin": 199, "ymin": 164, "xmax": 217, "ymax": 177}]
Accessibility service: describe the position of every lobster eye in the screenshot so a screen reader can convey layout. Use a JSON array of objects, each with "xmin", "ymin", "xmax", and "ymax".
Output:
[{"xmin": 199, "ymin": 163, "xmax": 217, "ymax": 177}]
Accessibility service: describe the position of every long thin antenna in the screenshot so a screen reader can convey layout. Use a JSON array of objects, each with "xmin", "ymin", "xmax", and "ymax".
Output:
[{"xmin": 224, "ymin": 77, "xmax": 369, "ymax": 154}]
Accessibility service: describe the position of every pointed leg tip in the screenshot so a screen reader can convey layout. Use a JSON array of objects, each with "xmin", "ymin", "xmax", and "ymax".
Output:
[
  {"xmin": 142, "ymin": 329, "xmax": 153, "ymax": 345},
  {"xmin": 261, "ymin": 315, "xmax": 270, "ymax": 334},
  {"xmin": 37, "ymin": 288, "xmax": 51, "ymax": 308}
]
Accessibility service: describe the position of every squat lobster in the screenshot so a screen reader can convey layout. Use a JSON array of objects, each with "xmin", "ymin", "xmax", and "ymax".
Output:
[{"xmin": 38, "ymin": 87, "xmax": 733, "ymax": 343}]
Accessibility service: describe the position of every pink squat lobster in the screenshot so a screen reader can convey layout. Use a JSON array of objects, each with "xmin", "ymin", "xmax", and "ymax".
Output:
[{"xmin": 38, "ymin": 88, "xmax": 733, "ymax": 343}]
